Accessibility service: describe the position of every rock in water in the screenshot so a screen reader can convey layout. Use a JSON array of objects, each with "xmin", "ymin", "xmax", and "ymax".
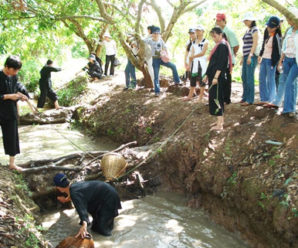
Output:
[{"xmin": 56, "ymin": 235, "xmax": 94, "ymax": 248}]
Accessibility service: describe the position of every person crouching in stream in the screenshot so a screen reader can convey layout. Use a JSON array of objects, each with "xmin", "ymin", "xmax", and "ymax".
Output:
[
  {"xmin": 203, "ymin": 27, "xmax": 232, "ymax": 131},
  {"xmin": 0, "ymin": 55, "xmax": 30, "ymax": 171},
  {"xmin": 53, "ymin": 173, "xmax": 122, "ymax": 237}
]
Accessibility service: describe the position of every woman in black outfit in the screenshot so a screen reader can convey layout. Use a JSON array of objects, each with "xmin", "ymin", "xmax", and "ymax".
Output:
[
  {"xmin": 0, "ymin": 56, "xmax": 29, "ymax": 171},
  {"xmin": 204, "ymin": 27, "xmax": 231, "ymax": 131}
]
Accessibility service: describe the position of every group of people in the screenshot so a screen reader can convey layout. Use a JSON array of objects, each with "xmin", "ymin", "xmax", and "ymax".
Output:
[
  {"xmin": 123, "ymin": 10, "xmax": 297, "ymax": 130},
  {"xmin": 0, "ymin": 7, "xmax": 297, "ymax": 241}
]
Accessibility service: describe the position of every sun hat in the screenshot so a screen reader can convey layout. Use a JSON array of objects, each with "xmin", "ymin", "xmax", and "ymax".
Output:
[
  {"xmin": 188, "ymin": 28, "xmax": 195, "ymax": 33},
  {"xmin": 103, "ymin": 33, "xmax": 112, "ymax": 38},
  {"xmin": 242, "ymin": 12, "xmax": 256, "ymax": 22},
  {"xmin": 53, "ymin": 173, "xmax": 69, "ymax": 188},
  {"xmin": 195, "ymin": 25, "xmax": 205, "ymax": 31}
]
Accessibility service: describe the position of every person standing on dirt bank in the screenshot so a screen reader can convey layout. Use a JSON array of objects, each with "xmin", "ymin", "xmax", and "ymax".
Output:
[
  {"xmin": 53, "ymin": 173, "xmax": 122, "ymax": 237},
  {"xmin": 216, "ymin": 13, "xmax": 239, "ymax": 104},
  {"xmin": 102, "ymin": 33, "xmax": 117, "ymax": 77},
  {"xmin": 37, "ymin": 59, "xmax": 61, "ymax": 109},
  {"xmin": 204, "ymin": 27, "xmax": 232, "ymax": 131},
  {"xmin": 0, "ymin": 55, "xmax": 29, "ymax": 171},
  {"xmin": 146, "ymin": 26, "xmax": 181, "ymax": 96}
]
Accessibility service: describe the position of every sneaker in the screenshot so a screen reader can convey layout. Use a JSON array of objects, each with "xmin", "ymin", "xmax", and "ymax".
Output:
[
  {"xmin": 123, "ymin": 87, "xmax": 129, "ymax": 91},
  {"xmin": 155, "ymin": 93, "xmax": 160, "ymax": 97}
]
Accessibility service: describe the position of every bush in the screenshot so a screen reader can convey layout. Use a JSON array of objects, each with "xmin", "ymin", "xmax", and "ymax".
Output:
[
  {"xmin": 57, "ymin": 75, "xmax": 88, "ymax": 106},
  {"xmin": 18, "ymin": 59, "xmax": 41, "ymax": 93}
]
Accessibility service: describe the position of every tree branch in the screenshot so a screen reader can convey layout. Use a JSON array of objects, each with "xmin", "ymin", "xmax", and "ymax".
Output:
[
  {"xmin": 135, "ymin": 0, "xmax": 146, "ymax": 33},
  {"xmin": 148, "ymin": 0, "xmax": 166, "ymax": 32},
  {"xmin": 183, "ymin": 0, "xmax": 207, "ymax": 14},
  {"xmin": 94, "ymin": 0, "xmax": 115, "ymax": 24},
  {"xmin": 261, "ymin": 0, "xmax": 298, "ymax": 27},
  {"xmin": 55, "ymin": 15, "xmax": 109, "ymax": 23},
  {"xmin": 166, "ymin": 0, "xmax": 174, "ymax": 8}
]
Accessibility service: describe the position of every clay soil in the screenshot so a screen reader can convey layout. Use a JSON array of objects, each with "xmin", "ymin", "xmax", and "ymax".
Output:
[
  {"xmin": 78, "ymin": 81, "xmax": 298, "ymax": 248},
  {"xmin": 0, "ymin": 74, "xmax": 297, "ymax": 248}
]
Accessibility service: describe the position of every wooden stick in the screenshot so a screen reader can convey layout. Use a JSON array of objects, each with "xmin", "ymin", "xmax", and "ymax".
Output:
[
  {"xmin": 81, "ymin": 141, "xmax": 137, "ymax": 167},
  {"xmin": 26, "ymin": 99, "xmax": 39, "ymax": 114}
]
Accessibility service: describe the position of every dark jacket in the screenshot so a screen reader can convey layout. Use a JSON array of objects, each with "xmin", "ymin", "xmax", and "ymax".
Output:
[
  {"xmin": 39, "ymin": 65, "xmax": 61, "ymax": 85},
  {"xmin": 83, "ymin": 61, "xmax": 103, "ymax": 75},
  {"xmin": 206, "ymin": 43, "xmax": 229, "ymax": 81},
  {"xmin": 70, "ymin": 180, "xmax": 121, "ymax": 225},
  {"xmin": 0, "ymin": 70, "xmax": 29, "ymax": 120},
  {"xmin": 259, "ymin": 28, "xmax": 281, "ymax": 67}
]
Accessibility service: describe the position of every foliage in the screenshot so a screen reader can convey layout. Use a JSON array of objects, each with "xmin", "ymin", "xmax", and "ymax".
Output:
[{"xmin": 57, "ymin": 75, "xmax": 88, "ymax": 106}]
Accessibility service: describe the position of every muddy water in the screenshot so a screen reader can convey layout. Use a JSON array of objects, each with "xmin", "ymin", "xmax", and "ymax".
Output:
[
  {"xmin": 0, "ymin": 123, "xmax": 249, "ymax": 247},
  {"xmin": 43, "ymin": 192, "xmax": 249, "ymax": 248},
  {"xmin": 0, "ymin": 123, "xmax": 117, "ymax": 165}
]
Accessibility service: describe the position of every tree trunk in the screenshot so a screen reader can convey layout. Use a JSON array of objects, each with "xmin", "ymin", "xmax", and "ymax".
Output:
[
  {"xmin": 262, "ymin": 0, "xmax": 298, "ymax": 27},
  {"xmin": 118, "ymin": 34, "xmax": 154, "ymax": 88},
  {"xmin": 140, "ymin": 65, "xmax": 154, "ymax": 88}
]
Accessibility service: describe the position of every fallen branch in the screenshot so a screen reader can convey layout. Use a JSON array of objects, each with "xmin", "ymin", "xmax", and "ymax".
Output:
[
  {"xmin": 81, "ymin": 141, "xmax": 137, "ymax": 167},
  {"xmin": 23, "ymin": 164, "xmax": 82, "ymax": 173},
  {"xmin": 19, "ymin": 151, "xmax": 106, "ymax": 168}
]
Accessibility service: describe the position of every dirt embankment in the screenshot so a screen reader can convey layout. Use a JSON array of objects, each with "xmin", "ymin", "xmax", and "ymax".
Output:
[
  {"xmin": 78, "ymin": 86, "xmax": 298, "ymax": 248},
  {"xmin": 0, "ymin": 168, "xmax": 48, "ymax": 247}
]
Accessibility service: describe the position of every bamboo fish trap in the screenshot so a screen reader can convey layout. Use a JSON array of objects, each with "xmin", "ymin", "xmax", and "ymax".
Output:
[{"xmin": 101, "ymin": 153, "xmax": 127, "ymax": 181}]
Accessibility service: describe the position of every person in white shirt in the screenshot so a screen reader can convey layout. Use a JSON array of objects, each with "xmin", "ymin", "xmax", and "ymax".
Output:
[
  {"xmin": 103, "ymin": 33, "xmax": 117, "ymax": 76},
  {"xmin": 185, "ymin": 25, "xmax": 208, "ymax": 102},
  {"xmin": 183, "ymin": 28, "xmax": 196, "ymax": 83}
]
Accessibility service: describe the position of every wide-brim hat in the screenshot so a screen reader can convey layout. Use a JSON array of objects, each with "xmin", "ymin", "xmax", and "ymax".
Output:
[
  {"xmin": 103, "ymin": 33, "xmax": 112, "ymax": 38},
  {"xmin": 242, "ymin": 12, "xmax": 256, "ymax": 21}
]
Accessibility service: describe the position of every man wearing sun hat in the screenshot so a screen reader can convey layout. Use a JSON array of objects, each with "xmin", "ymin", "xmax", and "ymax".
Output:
[
  {"xmin": 53, "ymin": 173, "xmax": 121, "ymax": 238},
  {"xmin": 216, "ymin": 13, "xmax": 239, "ymax": 104}
]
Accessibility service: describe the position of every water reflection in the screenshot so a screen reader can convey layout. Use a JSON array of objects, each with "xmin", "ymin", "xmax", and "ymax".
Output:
[{"xmin": 43, "ymin": 192, "xmax": 249, "ymax": 248}]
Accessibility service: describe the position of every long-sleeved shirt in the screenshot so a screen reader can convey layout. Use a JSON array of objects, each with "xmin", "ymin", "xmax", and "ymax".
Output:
[
  {"xmin": 103, "ymin": 40, "xmax": 117, "ymax": 56},
  {"xmin": 0, "ymin": 70, "xmax": 29, "ymax": 120},
  {"xmin": 70, "ymin": 181, "xmax": 122, "ymax": 225},
  {"xmin": 206, "ymin": 43, "xmax": 229, "ymax": 81},
  {"xmin": 39, "ymin": 65, "xmax": 61, "ymax": 83}
]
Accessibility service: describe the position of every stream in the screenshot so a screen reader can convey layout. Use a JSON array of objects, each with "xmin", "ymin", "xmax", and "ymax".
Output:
[
  {"xmin": 0, "ymin": 123, "xmax": 249, "ymax": 248},
  {"xmin": 43, "ymin": 192, "xmax": 249, "ymax": 248}
]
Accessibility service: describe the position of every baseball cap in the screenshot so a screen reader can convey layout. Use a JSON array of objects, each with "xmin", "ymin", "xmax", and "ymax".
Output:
[
  {"xmin": 266, "ymin": 16, "xmax": 280, "ymax": 28},
  {"xmin": 53, "ymin": 173, "xmax": 69, "ymax": 188},
  {"xmin": 216, "ymin": 13, "xmax": 226, "ymax": 21}
]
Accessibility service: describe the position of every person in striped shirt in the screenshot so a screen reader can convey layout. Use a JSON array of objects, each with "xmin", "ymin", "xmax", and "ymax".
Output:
[{"xmin": 240, "ymin": 12, "xmax": 260, "ymax": 106}]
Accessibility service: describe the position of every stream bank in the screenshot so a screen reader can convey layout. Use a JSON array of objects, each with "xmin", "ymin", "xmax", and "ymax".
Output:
[
  {"xmin": 77, "ymin": 83, "xmax": 297, "ymax": 248},
  {"xmin": 0, "ymin": 74, "xmax": 297, "ymax": 247}
]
